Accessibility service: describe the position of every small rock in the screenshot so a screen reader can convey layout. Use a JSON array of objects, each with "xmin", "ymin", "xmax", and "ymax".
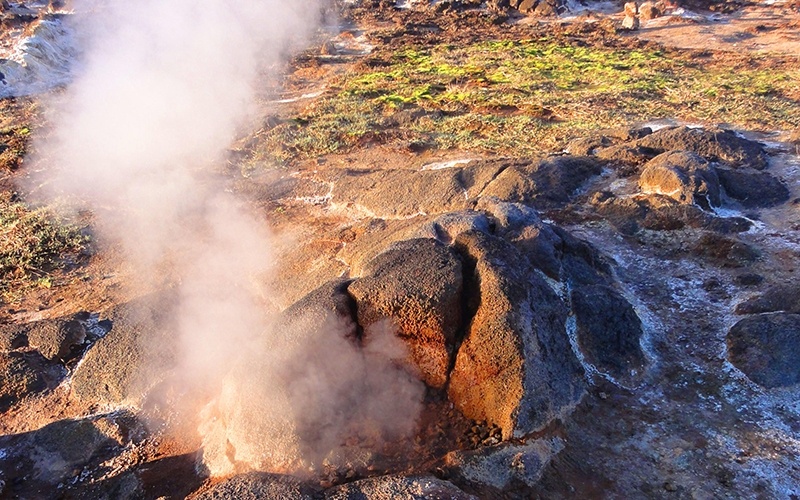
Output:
[
  {"xmin": 445, "ymin": 438, "xmax": 564, "ymax": 492},
  {"xmin": 639, "ymin": 1, "xmax": 660, "ymax": 20},
  {"xmin": 621, "ymin": 2, "xmax": 639, "ymax": 30},
  {"xmin": 0, "ymin": 351, "xmax": 50, "ymax": 411},
  {"xmin": 734, "ymin": 273, "xmax": 764, "ymax": 287}
]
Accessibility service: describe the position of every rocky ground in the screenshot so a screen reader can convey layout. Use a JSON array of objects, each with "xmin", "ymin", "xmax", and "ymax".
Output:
[{"xmin": 1, "ymin": 0, "xmax": 800, "ymax": 499}]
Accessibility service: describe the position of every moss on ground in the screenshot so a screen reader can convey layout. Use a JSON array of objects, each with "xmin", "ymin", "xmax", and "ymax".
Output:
[{"xmin": 249, "ymin": 37, "xmax": 800, "ymax": 166}]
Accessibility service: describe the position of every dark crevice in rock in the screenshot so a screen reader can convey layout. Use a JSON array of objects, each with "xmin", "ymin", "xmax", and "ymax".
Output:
[
  {"xmin": 474, "ymin": 164, "xmax": 510, "ymax": 202},
  {"xmin": 445, "ymin": 238, "xmax": 483, "ymax": 388}
]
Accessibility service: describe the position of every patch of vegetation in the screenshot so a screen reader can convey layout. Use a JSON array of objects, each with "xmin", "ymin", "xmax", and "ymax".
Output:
[
  {"xmin": 250, "ymin": 36, "xmax": 800, "ymax": 165},
  {"xmin": 0, "ymin": 125, "xmax": 31, "ymax": 171},
  {"xmin": 0, "ymin": 192, "xmax": 89, "ymax": 302}
]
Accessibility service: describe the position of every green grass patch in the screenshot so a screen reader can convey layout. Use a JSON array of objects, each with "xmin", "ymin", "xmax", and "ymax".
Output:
[
  {"xmin": 252, "ymin": 38, "xmax": 800, "ymax": 164},
  {"xmin": 0, "ymin": 192, "xmax": 89, "ymax": 302}
]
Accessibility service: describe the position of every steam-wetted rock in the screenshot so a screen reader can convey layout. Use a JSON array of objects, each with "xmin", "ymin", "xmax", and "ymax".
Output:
[
  {"xmin": 735, "ymin": 283, "xmax": 800, "ymax": 314},
  {"xmin": 635, "ymin": 126, "xmax": 768, "ymax": 170},
  {"xmin": 639, "ymin": 151, "xmax": 721, "ymax": 209},
  {"xmin": 480, "ymin": 156, "xmax": 602, "ymax": 209},
  {"xmin": 279, "ymin": 278, "xmax": 359, "ymax": 337},
  {"xmin": 348, "ymin": 238, "xmax": 463, "ymax": 388},
  {"xmin": 571, "ymin": 285, "xmax": 646, "ymax": 383},
  {"xmin": 0, "ymin": 15, "xmax": 78, "ymax": 99},
  {"xmin": 324, "ymin": 474, "xmax": 476, "ymax": 499},
  {"xmin": 194, "ymin": 472, "xmax": 319, "ymax": 500},
  {"xmin": 716, "ymin": 168, "xmax": 790, "ymax": 208},
  {"xmin": 200, "ymin": 280, "xmax": 424, "ymax": 476},
  {"xmin": 444, "ymin": 438, "xmax": 563, "ymax": 493},
  {"xmin": 70, "ymin": 296, "xmax": 177, "ymax": 408},
  {"xmin": 0, "ymin": 411, "xmax": 140, "ymax": 495},
  {"xmin": 448, "ymin": 230, "xmax": 585, "ymax": 439},
  {"xmin": 727, "ymin": 313, "xmax": 800, "ymax": 388}
]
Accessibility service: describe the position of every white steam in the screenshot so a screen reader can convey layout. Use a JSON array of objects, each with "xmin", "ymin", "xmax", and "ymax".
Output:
[{"xmin": 33, "ymin": 0, "xmax": 424, "ymax": 476}]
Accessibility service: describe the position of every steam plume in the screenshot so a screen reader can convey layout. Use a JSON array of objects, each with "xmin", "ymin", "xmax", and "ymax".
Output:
[{"xmin": 33, "ymin": 0, "xmax": 424, "ymax": 475}]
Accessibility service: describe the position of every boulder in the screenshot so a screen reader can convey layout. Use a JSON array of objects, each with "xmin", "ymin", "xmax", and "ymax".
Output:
[
  {"xmin": 194, "ymin": 472, "xmax": 319, "ymax": 500},
  {"xmin": 279, "ymin": 279, "xmax": 358, "ymax": 338},
  {"xmin": 716, "ymin": 169, "xmax": 790, "ymax": 208},
  {"xmin": 200, "ymin": 280, "xmax": 424, "ymax": 475},
  {"xmin": 328, "ymin": 162, "xmax": 505, "ymax": 218},
  {"xmin": 571, "ymin": 285, "xmax": 646, "ymax": 382},
  {"xmin": 636, "ymin": 126, "xmax": 768, "ymax": 169},
  {"xmin": 70, "ymin": 296, "xmax": 176, "ymax": 408},
  {"xmin": 735, "ymin": 283, "xmax": 800, "ymax": 315},
  {"xmin": 336, "ymin": 217, "xmax": 433, "ymax": 278},
  {"xmin": 348, "ymin": 238, "xmax": 463, "ymax": 388},
  {"xmin": 639, "ymin": 151, "xmax": 720, "ymax": 209},
  {"xmin": 325, "ymin": 474, "xmax": 475, "ymax": 499},
  {"xmin": 420, "ymin": 210, "xmax": 493, "ymax": 245},
  {"xmin": 481, "ymin": 156, "xmax": 602, "ymax": 209},
  {"xmin": 448, "ymin": 230, "xmax": 585, "ymax": 439},
  {"xmin": 727, "ymin": 313, "xmax": 800, "ymax": 388},
  {"xmin": 550, "ymin": 225, "xmax": 615, "ymax": 287},
  {"xmin": 621, "ymin": 13, "xmax": 639, "ymax": 30}
]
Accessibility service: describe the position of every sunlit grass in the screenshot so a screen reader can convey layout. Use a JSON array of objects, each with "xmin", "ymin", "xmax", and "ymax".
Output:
[
  {"xmin": 0, "ymin": 192, "xmax": 89, "ymax": 303},
  {"xmin": 248, "ymin": 37, "xmax": 800, "ymax": 166}
]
